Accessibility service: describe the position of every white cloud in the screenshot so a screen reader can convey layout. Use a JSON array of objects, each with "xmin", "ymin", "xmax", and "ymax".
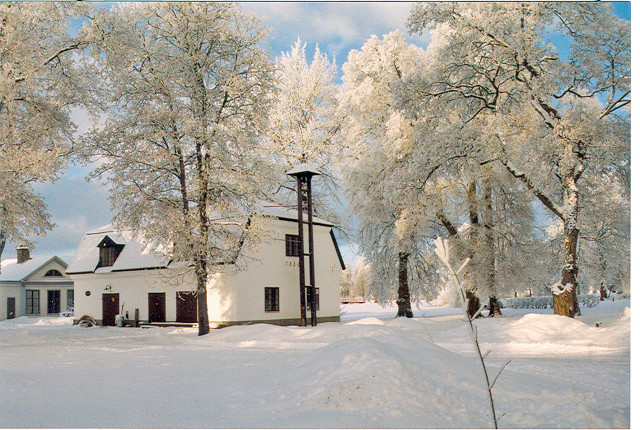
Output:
[{"xmin": 242, "ymin": 2, "xmax": 430, "ymax": 65}]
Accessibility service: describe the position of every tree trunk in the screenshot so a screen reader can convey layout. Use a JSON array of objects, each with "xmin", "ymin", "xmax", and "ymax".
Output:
[
  {"xmin": 396, "ymin": 252, "xmax": 413, "ymax": 318},
  {"xmin": 483, "ymin": 182, "xmax": 498, "ymax": 310},
  {"xmin": 0, "ymin": 230, "xmax": 5, "ymax": 272},
  {"xmin": 466, "ymin": 290, "xmax": 482, "ymax": 319},
  {"xmin": 599, "ymin": 283, "xmax": 607, "ymax": 301},
  {"xmin": 553, "ymin": 186, "xmax": 580, "ymax": 317},
  {"xmin": 488, "ymin": 296, "xmax": 502, "ymax": 317},
  {"xmin": 196, "ymin": 258, "xmax": 210, "ymax": 336},
  {"xmin": 465, "ymin": 180, "xmax": 479, "ymax": 294}
]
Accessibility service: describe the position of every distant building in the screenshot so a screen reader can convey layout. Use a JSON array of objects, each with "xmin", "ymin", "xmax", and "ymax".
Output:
[
  {"xmin": 67, "ymin": 207, "xmax": 345, "ymax": 327},
  {"xmin": 0, "ymin": 246, "xmax": 73, "ymax": 321}
]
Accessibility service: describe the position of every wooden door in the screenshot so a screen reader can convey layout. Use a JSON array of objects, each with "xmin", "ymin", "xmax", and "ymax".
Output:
[
  {"xmin": 7, "ymin": 297, "xmax": 15, "ymax": 319},
  {"xmin": 176, "ymin": 291, "xmax": 197, "ymax": 323},
  {"xmin": 48, "ymin": 290, "xmax": 61, "ymax": 314},
  {"xmin": 102, "ymin": 293, "xmax": 119, "ymax": 326},
  {"xmin": 148, "ymin": 293, "xmax": 166, "ymax": 323}
]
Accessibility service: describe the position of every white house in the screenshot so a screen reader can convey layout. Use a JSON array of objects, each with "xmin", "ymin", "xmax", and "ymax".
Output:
[
  {"xmin": 0, "ymin": 246, "xmax": 74, "ymax": 321},
  {"xmin": 67, "ymin": 207, "xmax": 345, "ymax": 327}
]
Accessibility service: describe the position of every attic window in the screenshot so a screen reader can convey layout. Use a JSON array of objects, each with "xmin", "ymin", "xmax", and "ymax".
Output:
[
  {"xmin": 44, "ymin": 269, "xmax": 63, "ymax": 277},
  {"xmin": 97, "ymin": 236, "xmax": 125, "ymax": 268}
]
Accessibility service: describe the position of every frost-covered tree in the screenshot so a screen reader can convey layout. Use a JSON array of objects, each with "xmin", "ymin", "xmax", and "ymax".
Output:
[
  {"xmin": 80, "ymin": 3, "xmax": 274, "ymax": 335},
  {"xmin": 264, "ymin": 39, "xmax": 342, "ymax": 223},
  {"xmin": 0, "ymin": 2, "xmax": 90, "ymax": 264},
  {"xmin": 337, "ymin": 31, "xmax": 436, "ymax": 316},
  {"xmin": 405, "ymin": 2, "xmax": 630, "ymax": 317},
  {"xmin": 339, "ymin": 258, "xmax": 372, "ymax": 300},
  {"xmin": 578, "ymin": 171, "xmax": 630, "ymax": 296},
  {"xmin": 339, "ymin": 31, "xmax": 540, "ymax": 316},
  {"xmin": 350, "ymin": 258, "xmax": 372, "ymax": 299}
]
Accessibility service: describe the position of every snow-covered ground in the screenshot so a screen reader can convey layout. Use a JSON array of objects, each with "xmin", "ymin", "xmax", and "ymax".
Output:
[{"xmin": 0, "ymin": 300, "xmax": 630, "ymax": 428}]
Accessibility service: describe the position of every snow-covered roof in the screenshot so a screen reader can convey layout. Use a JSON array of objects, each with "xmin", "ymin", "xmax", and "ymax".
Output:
[
  {"xmin": 0, "ymin": 256, "xmax": 68, "ymax": 282},
  {"xmin": 66, "ymin": 226, "xmax": 169, "ymax": 275},
  {"xmin": 67, "ymin": 206, "xmax": 337, "ymax": 275},
  {"xmin": 286, "ymin": 163, "xmax": 321, "ymax": 177},
  {"xmin": 258, "ymin": 203, "xmax": 334, "ymax": 227}
]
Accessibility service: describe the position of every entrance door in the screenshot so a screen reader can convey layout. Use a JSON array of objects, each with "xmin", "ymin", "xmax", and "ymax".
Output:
[
  {"xmin": 47, "ymin": 290, "xmax": 61, "ymax": 314},
  {"xmin": 7, "ymin": 297, "xmax": 15, "ymax": 319},
  {"xmin": 148, "ymin": 293, "xmax": 166, "ymax": 323},
  {"xmin": 102, "ymin": 293, "xmax": 119, "ymax": 326},
  {"xmin": 176, "ymin": 291, "xmax": 197, "ymax": 323}
]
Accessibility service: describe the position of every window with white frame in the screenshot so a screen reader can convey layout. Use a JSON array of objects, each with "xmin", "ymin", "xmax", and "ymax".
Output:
[{"xmin": 26, "ymin": 290, "xmax": 40, "ymax": 315}]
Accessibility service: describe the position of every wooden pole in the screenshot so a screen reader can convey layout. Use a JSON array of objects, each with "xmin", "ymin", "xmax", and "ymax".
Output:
[
  {"xmin": 296, "ymin": 175, "xmax": 307, "ymax": 326},
  {"xmin": 307, "ymin": 175, "xmax": 317, "ymax": 326}
]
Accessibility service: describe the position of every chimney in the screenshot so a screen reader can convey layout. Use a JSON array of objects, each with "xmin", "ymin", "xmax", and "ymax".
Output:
[{"xmin": 16, "ymin": 245, "xmax": 31, "ymax": 264}]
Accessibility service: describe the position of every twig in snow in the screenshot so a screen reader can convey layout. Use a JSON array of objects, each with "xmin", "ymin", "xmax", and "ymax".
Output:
[
  {"xmin": 490, "ymin": 360, "xmax": 511, "ymax": 391},
  {"xmin": 434, "ymin": 237, "xmax": 499, "ymax": 429}
]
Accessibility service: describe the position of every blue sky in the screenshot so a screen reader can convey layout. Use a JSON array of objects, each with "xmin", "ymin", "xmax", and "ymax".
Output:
[{"xmin": 4, "ymin": 1, "xmax": 631, "ymax": 266}]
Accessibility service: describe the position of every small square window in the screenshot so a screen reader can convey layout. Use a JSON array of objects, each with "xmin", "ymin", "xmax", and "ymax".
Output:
[
  {"xmin": 265, "ymin": 287, "xmax": 279, "ymax": 312},
  {"xmin": 285, "ymin": 234, "xmax": 300, "ymax": 257}
]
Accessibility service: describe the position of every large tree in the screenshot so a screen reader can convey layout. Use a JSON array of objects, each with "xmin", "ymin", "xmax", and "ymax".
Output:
[
  {"xmin": 337, "ymin": 31, "xmax": 437, "ymax": 316},
  {"xmin": 264, "ymin": 39, "xmax": 343, "ymax": 225},
  {"xmin": 405, "ymin": 2, "xmax": 630, "ymax": 317},
  {"xmin": 0, "ymin": 2, "xmax": 89, "ymax": 264},
  {"xmin": 338, "ymin": 31, "xmax": 539, "ymax": 315},
  {"xmin": 81, "ymin": 3, "xmax": 274, "ymax": 335}
]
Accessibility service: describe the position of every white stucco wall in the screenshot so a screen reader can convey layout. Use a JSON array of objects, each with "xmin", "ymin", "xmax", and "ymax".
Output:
[
  {"xmin": 208, "ymin": 219, "xmax": 342, "ymax": 324},
  {"xmin": 0, "ymin": 285, "xmax": 21, "ymax": 320},
  {"xmin": 72, "ymin": 269, "xmax": 196, "ymax": 323}
]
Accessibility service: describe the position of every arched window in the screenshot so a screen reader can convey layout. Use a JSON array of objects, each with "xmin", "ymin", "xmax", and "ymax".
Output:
[{"xmin": 44, "ymin": 269, "xmax": 63, "ymax": 277}]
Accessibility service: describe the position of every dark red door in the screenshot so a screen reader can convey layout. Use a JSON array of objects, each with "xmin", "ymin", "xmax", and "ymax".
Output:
[
  {"xmin": 176, "ymin": 291, "xmax": 197, "ymax": 323},
  {"xmin": 102, "ymin": 293, "xmax": 119, "ymax": 326},
  {"xmin": 148, "ymin": 293, "xmax": 166, "ymax": 323}
]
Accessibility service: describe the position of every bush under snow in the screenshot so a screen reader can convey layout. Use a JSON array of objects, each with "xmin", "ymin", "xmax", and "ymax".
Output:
[{"xmin": 501, "ymin": 294, "xmax": 601, "ymax": 310}]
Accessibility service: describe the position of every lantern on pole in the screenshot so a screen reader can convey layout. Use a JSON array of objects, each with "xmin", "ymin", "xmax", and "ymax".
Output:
[{"xmin": 286, "ymin": 163, "xmax": 321, "ymax": 326}]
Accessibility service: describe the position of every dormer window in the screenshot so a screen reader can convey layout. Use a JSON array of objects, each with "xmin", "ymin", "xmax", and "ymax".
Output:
[
  {"xmin": 44, "ymin": 269, "xmax": 63, "ymax": 277},
  {"xmin": 97, "ymin": 236, "xmax": 125, "ymax": 268}
]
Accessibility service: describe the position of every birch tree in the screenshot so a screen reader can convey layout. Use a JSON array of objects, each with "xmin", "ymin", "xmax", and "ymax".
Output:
[
  {"xmin": 81, "ymin": 3, "xmax": 274, "ymax": 335},
  {"xmin": 405, "ymin": 2, "xmax": 630, "ymax": 317},
  {"xmin": 0, "ymin": 2, "xmax": 89, "ymax": 263}
]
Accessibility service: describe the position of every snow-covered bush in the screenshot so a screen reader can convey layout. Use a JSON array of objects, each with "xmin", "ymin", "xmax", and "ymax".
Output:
[
  {"xmin": 436, "ymin": 283, "xmax": 464, "ymax": 308},
  {"xmin": 501, "ymin": 295, "xmax": 600, "ymax": 309},
  {"xmin": 577, "ymin": 294, "xmax": 600, "ymax": 308},
  {"xmin": 501, "ymin": 296, "xmax": 553, "ymax": 309}
]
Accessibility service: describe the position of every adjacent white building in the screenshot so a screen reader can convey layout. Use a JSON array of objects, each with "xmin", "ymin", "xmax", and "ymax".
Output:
[
  {"xmin": 0, "ymin": 247, "xmax": 74, "ymax": 321},
  {"xmin": 67, "ymin": 207, "xmax": 345, "ymax": 327}
]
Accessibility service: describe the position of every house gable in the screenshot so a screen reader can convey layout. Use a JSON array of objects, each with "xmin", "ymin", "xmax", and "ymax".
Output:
[
  {"xmin": 24, "ymin": 257, "xmax": 71, "ymax": 282},
  {"xmin": 0, "ymin": 256, "xmax": 70, "ymax": 283}
]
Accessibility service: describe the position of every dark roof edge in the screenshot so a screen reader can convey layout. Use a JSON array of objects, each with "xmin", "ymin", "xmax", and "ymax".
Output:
[
  {"xmin": 330, "ymin": 229, "xmax": 346, "ymax": 271},
  {"xmin": 276, "ymin": 216, "xmax": 334, "ymax": 227}
]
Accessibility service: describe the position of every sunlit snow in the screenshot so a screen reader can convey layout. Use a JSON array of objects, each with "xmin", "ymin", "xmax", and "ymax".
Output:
[{"xmin": 0, "ymin": 300, "xmax": 629, "ymax": 428}]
